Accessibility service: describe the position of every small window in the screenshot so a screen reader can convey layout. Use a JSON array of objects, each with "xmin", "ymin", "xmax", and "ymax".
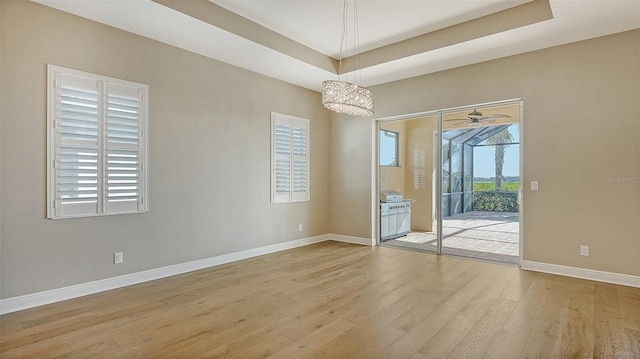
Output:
[
  {"xmin": 271, "ymin": 112, "xmax": 310, "ymax": 204},
  {"xmin": 47, "ymin": 65, "xmax": 148, "ymax": 219},
  {"xmin": 380, "ymin": 129, "xmax": 399, "ymax": 166}
]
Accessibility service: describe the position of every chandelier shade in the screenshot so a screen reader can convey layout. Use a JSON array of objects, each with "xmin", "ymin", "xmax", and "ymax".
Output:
[{"xmin": 322, "ymin": 80, "xmax": 374, "ymax": 117}]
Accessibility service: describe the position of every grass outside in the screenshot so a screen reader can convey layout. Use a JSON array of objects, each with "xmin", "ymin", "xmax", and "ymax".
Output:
[{"xmin": 473, "ymin": 182, "xmax": 519, "ymax": 192}]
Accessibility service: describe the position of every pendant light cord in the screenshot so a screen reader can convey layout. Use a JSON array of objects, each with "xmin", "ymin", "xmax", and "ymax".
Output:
[
  {"xmin": 338, "ymin": 0, "xmax": 347, "ymax": 80},
  {"xmin": 354, "ymin": 0, "xmax": 360, "ymax": 85},
  {"xmin": 337, "ymin": 0, "xmax": 362, "ymax": 85}
]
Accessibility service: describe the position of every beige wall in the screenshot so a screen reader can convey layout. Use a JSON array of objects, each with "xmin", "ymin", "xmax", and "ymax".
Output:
[
  {"xmin": 329, "ymin": 114, "xmax": 371, "ymax": 238},
  {"xmin": 0, "ymin": 1, "xmax": 330, "ymax": 298},
  {"xmin": 405, "ymin": 117, "xmax": 437, "ymax": 232},
  {"xmin": 0, "ymin": 1, "xmax": 3, "ymax": 300},
  {"xmin": 379, "ymin": 121, "xmax": 405, "ymax": 194},
  {"xmin": 331, "ymin": 29, "xmax": 640, "ymax": 277}
]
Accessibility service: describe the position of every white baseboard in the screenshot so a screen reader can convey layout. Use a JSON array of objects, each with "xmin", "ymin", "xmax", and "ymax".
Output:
[
  {"xmin": 521, "ymin": 260, "xmax": 640, "ymax": 288},
  {"xmin": 0, "ymin": 234, "xmax": 329, "ymax": 315},
  {"xmin": 5, "ymin": 238, "xmax": 636, "ymax": 315},
  {"xmin": 328, "ymin": 233, "xmax": 375, "ymax": 246}
]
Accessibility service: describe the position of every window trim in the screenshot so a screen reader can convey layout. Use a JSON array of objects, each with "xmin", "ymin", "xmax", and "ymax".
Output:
[
  {"xmin": 270, "ymin": 112, "xmax": 310, "ymax": 204},
  {"xmin": 47, "ymin": 64, "xmax": 149, "ymax": 219}
]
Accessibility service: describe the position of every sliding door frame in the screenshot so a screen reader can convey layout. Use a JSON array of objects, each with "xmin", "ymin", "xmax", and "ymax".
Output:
[{"xmin": 373, "ymin": 98, "xmax": 523, "ymax": 265}]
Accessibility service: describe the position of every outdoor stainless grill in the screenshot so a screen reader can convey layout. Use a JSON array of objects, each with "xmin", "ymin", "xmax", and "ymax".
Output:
[{"xmin": 380, "ymin": 190, "xmax": 413, "ymax": 241}]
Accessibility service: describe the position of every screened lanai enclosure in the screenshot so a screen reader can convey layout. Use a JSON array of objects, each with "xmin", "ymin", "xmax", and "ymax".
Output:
[
  {"xmin": 441, "ymin": 124, "xmax": 519, "ymax": 217},
  {"xmin": 379, "ymin": 103, "xmax": 521, "ymax": 265}
]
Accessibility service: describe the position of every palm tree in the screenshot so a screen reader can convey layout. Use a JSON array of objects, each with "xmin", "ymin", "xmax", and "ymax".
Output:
[{"xmin": 484, "ymin": 127, "xmax": 515, "ymax": 191}]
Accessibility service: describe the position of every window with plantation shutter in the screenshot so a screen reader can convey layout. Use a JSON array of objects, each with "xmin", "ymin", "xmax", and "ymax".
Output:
[
  {"xmin": 271, "ymin": 113, "xmax": 309, "ymax": 203},
  {"xmin": 47, "ymin": 65, "xmax": 148, "ymax": 219}
]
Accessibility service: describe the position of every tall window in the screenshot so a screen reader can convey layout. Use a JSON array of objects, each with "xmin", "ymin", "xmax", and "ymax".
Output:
[
  {"xmin": 47, "ymin": 65, "xmax": 148, "ymax": 219},
  {"xmin": 380, "ymin": 129, "xmax": 399, "ymax": 166},
  {"xmin": 271, "ymin": 112, "xmax": 309, "ymax": 203}
]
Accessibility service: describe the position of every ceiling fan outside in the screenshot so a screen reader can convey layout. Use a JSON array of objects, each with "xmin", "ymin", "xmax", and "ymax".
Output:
[{"xmin": 446, "ymin": 109, "xmax": 511, "ymax": 127}]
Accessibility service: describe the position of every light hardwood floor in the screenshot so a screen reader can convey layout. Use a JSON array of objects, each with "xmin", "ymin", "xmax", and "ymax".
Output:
[{"xmin": 1, "ymin": 241, "xmax": 639, "ymax": 358}]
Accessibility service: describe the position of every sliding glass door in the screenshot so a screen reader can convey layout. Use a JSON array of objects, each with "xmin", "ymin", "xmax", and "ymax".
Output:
[
  {"xmin": 439, "ymin": 103, "xmax": 522, "ymax": 264},
  {"xmin": 378, "ymin": 100, "xmax": 523, "ymax": 266},
  {"xmin": 378, "ymin": 115, "xmax": 440, "ymax": 253}
]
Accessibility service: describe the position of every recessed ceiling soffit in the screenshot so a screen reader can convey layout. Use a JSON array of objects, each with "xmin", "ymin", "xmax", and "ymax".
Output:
[{"xmin": 151, "ymin": 0, "xmax": 553, "ymax": 76}]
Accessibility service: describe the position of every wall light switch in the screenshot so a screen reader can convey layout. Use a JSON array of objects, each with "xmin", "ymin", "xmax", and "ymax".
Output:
[
  {"xmin": 298, "ymin": 224, "xmax": 303, "ymax": 232},
  {"xmin": 531, "ymin": 181, "xmax": 539, "ymax": 191},
  {"xmin": 114, "ymin": 252, "xmax": 124, "ymax": 264}
]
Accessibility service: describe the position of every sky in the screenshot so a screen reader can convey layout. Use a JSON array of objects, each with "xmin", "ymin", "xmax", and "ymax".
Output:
[
  {"xmin": 473, "ymin": 124, "xmax": 520, "ymax": 178},
  {"xmin": 473, "ymin": 145, "xmax": 519, "ymax": 178}
]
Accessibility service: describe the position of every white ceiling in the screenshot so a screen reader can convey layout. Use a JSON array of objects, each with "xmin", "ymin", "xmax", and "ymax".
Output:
[
  {"xmin": 33, "ymin": 0, "xmax": 640, "ymax": 92},
  {"xmin": 212, "ymin": 0, "xmax": 532, "ymax": 58}
]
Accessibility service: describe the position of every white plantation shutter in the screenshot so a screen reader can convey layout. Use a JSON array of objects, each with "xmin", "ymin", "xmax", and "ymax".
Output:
[
  {"xmin": 55, "ymin": 75, "xmax": 101, "ymax": 216},
  {"xmin": 106, "ymin": 83, "xmax": 144, "ymax": 213},
  {"xmin": 291, "ymin": 123, "xmax": 308, "ymax": 202},
  {"xmin": 48, "ymin": 65, "xmax": 148, "ymax": 218},
  {"xmin": 273, "ymin": 120, "xmax": 291, "ymax": 202},
  {"xmin": 271, "ymin": 113, "xmax": 309, "ymax": 203}
]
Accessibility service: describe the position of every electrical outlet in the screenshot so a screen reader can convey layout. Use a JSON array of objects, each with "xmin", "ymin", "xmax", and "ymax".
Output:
[
  {"xmin": 580, "ymin": 245, "xmax": 589, "ymax": 256},
  {"xmin": 114, "ymin": 252, "xmax": 124, "ymax": 264},
  {"xmin": 298, "ymin": 224, "xmax": 303, "ymax": 232},
  {"xmin": 531, "ymin": 181, "xmax": 539, "ymax": 191}
]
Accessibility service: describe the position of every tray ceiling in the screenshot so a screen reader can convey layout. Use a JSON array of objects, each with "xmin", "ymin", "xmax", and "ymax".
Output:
[{"xmin": 33, "ymin": 0, "xmax": 640, "ymax": 91}]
